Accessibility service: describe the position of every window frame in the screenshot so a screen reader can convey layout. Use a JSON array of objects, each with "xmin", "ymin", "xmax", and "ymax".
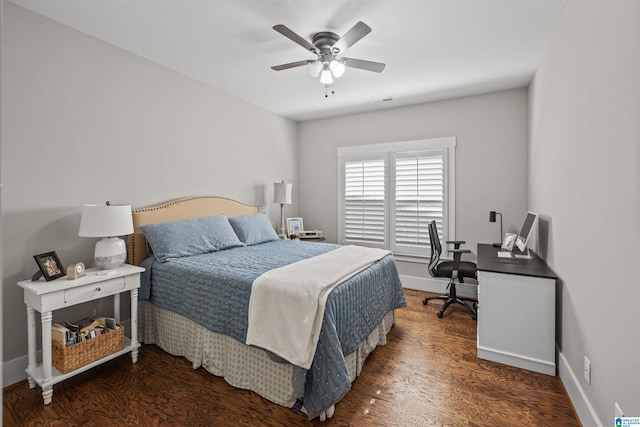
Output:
[{"xmin": 337, "ymin": 137, "xmax": 456, "ymax": 262}]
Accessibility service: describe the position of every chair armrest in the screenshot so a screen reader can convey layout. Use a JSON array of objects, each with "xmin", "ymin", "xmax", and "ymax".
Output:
[
  {"xmin": 449, "ymin": 249, "xmax": 470, "ymax": 254},
  {"xmin": 446, "ymin": 240, "xmax": 466, "ymax": 249},
  {"xmin": 444, "ymin": 249, "xmax": 471, "ymax": 259},
  {"xmin": 449, "ymin": 249, "xmax": 471, "ymax": 274}
]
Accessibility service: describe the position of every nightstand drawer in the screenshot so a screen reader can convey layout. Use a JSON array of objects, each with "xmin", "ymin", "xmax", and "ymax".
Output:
[{"xmin": 64, "ymin": 277, "xmax": 125, "ymax": 304}]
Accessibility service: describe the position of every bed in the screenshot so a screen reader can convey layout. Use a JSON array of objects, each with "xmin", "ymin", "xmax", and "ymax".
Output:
[{"xmin": 127, "ymin": 196, "xmax": 406, "ymax": 420}]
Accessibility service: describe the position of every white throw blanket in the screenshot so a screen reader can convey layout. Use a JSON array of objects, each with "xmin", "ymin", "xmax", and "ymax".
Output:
[{"xmin": 245, "ymin": 245, "xmax": 391, "ymax": 369}]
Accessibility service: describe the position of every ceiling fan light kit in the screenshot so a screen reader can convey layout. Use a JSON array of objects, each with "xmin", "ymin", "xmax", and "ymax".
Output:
[
  {"xmin": 329, "ymin": 60, "xmax": 346, "ymax": 77},
  {"xmin": 308, "ymin": 61, "xmax": 323, "ymax": 78},
  {"xmin": 320, "ymin": 66, "xmax": 334, "ymax": 85},
  {"xmin": 271, "ymin": 21, "xmax": 385, "ymax": 95}
]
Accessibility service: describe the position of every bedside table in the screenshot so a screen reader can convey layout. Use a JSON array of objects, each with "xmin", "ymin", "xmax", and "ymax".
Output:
[{"xmin": 17, "ymin": 264, "xmax": 144, "ymax": 405}]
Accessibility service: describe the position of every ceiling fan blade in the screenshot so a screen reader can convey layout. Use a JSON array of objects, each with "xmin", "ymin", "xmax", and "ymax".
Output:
[
  {"xmin": 271, "ymin": 60, "xmax": 313, "ymax": 71},
  {"xmin": 343, "ymin": 57, "xmax": 386, "ymax": 73},
  {"xmin": 332, "ymin": 21, "xmax": 371, "ymax": 54},
  {"xmin": 273, "ymin": 24, "xmax": 316, "ymax": 53}
]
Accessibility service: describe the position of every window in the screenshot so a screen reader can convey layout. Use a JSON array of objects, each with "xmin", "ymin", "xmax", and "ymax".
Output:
[
  {"xmin": 338, "ymin": 138, "xmax": 455, "ymax": 261},
  {"xmin": 343, "ymin": 156, "xmax": 387, "ymax": 246}
]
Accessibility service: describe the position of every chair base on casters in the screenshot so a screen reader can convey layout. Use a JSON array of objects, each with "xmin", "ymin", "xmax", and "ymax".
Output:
[{"xmin": 423, "ymin": 281, "xmax": 477, "ymax": 320}]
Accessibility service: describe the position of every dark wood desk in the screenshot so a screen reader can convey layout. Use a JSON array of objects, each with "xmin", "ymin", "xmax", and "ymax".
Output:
[
  {"xmin": 476, "ymin": 244, "xmax": 558, "ymax": 375},
  {"xmin": 477, "ymin": 243, "xmax": 557, "ymax": 279}
]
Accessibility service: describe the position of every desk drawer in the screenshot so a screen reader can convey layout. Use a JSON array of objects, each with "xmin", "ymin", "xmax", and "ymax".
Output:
[{"xmin": 64, "ymin": 277, "xmax": 125, "ymax": 304}]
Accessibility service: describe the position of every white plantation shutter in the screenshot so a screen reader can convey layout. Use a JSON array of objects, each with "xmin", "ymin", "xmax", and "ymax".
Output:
[
  {"xmin": 338, "ymin": 138, "xmax": 455, "ymax": 260},
  {"xmin": 392, "ymin": 150, "xmax": 446, "ymax": 256},
  {"xmin": 343, "ymin": 157, "xmax": 387, "ymax": 247}
]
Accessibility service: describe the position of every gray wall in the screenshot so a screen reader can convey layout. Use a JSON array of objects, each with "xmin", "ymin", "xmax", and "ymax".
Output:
[
  {"xmin": 529, "ymin": 1, "xmax": 640, "ymax": 423},
  {"xmin": 1, "ymin": 3, "xmax": 298, "ymax": 363},
  {"xmin": 298, "ymin": 88, "xmax": 530, "ymax": 277}
]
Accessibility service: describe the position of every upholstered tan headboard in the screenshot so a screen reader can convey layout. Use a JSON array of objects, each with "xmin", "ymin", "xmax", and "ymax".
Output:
[{"xmin": 127, "ymin": 196, "xmax": 259, "ymax": 266}]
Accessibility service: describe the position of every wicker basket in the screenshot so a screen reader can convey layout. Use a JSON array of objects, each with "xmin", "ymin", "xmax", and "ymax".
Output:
[{"xmin": 52, "ymin": 326, "xmax": 124, "ymax": 374}]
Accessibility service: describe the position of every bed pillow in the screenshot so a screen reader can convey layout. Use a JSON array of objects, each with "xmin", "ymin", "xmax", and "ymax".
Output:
[
  {"xmin": 139, "ymin": 214, "xmax": 245, "ymax": 262},
  {"xmin": 229, "ymin": 213, "xmax": 280, "ymax": 246}
]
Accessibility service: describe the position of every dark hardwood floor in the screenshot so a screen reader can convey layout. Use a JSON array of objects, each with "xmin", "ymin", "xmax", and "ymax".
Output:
[{"xmin": 4, "ymin": 289, "xmax": 580, "ymax": 426}]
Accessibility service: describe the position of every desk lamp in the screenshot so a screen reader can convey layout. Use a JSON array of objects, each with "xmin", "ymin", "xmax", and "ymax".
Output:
[
  {"xmin": 273, "ymin": 180, "xmax": 292, "ymax": 239},
  {"xmin": 79, "ymin": 201, "xmax": 134, "ymax": 270},
  {"xmin": 489, "ymin": 211, "xmax": 503, "ymax": 248}
]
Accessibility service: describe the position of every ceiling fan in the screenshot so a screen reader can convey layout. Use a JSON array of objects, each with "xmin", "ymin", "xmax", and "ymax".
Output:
[{"xmin": 271, "ymin": 21, "xmax": 386, "ymax": 87}]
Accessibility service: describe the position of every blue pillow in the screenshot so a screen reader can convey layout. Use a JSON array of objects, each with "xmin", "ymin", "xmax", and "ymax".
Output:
[
  {"xmin": 139, "ymin": 214, "xmax": 245, "ymax": 262},
  {"xmin": 229, "ymin": 213, "xmax": 280, "ymax": 246}
]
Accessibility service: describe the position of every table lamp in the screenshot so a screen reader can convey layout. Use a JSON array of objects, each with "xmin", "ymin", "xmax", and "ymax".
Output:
[
  {"xmin": 489, "ymin": 211, "xmax": 503, "ymax": 248},
  {"xmin": 79, "ymin": 201, "xmax": 134, "ymax": 270},
  {"xmin": 273, "ymin": 180, "xmax": 292, "ymax": 239}
]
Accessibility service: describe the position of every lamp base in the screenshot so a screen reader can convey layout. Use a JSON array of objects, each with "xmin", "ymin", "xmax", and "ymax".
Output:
[
  {"xmin": 278, "ymin": 203, "xmax": 288, "ymax": 240},
  {"xmin": 492, "ymin": 242, "xmax": 502, "ymax": 248},
  {"xmin": 94, "ymin": 237, "xmax": 127, "ymax": 270}
]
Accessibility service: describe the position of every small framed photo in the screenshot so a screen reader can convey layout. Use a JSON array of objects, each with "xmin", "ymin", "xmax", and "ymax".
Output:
[
  {"xmin": 33, "ymin": 251, "xmax": 66, "ymax": 281},
  {"xmin": 501, "ymin": 233, "xmax": 517, "ymax": 251},
  {"xmin": 287, "ymin": 217, "xmax": 304, "ymax": 237}
]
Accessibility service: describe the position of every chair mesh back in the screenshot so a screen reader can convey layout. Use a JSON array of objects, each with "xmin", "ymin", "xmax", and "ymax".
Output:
[{"xmin": 427, "ymin": 220, "xmax": 441, "ymax": 276}]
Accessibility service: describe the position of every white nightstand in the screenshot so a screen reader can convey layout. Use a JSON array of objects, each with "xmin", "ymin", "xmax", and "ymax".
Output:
[{"xmin": 17, "ymin": 264, "xmax": 144, "ymax": 404}]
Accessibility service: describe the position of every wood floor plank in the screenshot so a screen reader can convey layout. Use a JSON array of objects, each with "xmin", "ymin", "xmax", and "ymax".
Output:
[{"xmin": 3, "ymin": 289, "xmax": 580, "ymax": 426}]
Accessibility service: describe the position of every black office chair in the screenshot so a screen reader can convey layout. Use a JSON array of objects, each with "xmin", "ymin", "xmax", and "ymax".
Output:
[{"xmin": 422, "ymin": 220, "xmax": 478, "ymax": 320}]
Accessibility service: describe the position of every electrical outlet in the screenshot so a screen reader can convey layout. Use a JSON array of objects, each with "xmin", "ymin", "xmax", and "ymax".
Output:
[
  {"xmin": 583, "ymin": 356, "xmax": 591, "ymax": 384},
  {"xmin": 615, "ymin": 402, "xmax": 624, "ymax": 418}
]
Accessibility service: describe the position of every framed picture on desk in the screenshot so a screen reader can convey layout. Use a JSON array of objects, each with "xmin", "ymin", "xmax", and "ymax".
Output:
[{"xmin": 501, "ymin": 233, "xmax": 517, "ymax": 251}]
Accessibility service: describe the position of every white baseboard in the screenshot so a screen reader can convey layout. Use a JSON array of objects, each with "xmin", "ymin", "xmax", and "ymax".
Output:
[
  {"xmin": 558, "ymin": 350, "xmax": 602, "ymax": 427},
  {"xmin": 3, "ymin": 319, "xmax": 132, "ymax": 388},
  {"xmin": 3, "ymin": 353, "xmax": 30, "ymax": 388},
  {"xmin": 478, "ymin": 345, "xmax": 555, "ymax": 376}
]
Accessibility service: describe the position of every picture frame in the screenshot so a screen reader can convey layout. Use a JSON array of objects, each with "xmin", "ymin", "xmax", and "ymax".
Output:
[
  {"xmin": 33, "ymin": 251, "xmax": 66, "ymax": 281},
  {"xmin": 501, "ymin": 233, "xmax": 517, "ymax": 251},
  {"xmin": 286, "ymin": 217, "xmax": 304, "ymax": 237}
]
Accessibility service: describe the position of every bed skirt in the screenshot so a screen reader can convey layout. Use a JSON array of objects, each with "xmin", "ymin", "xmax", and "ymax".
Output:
[{"xmin": 138, "ymin": 300, "xmax": 395, "ymax": 419}]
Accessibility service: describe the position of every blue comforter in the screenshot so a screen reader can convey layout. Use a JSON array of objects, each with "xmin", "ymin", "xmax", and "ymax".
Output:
[{"xmin": 139, "ymin": 239, "xmax": 406, "ymax": 420}]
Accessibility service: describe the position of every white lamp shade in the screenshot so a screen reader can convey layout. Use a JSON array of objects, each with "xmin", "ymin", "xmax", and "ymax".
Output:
[
  {"xmin": 273, "ymin": 182, "xmax": 292, "ymax": 205},
  {"xmin": 329, "ymin": 60, "xmax": 346, "ymax": 78},
  {"xmin": 79, "ymin": 204, "xmax": 134, "ymax": 237},
  {"xmin": 308, "ymin": 61, "xmax": 323, "ymax": 78},
  {"xmin": 319, "ymin": 68, "xmax": 334, "ymax": 85}
]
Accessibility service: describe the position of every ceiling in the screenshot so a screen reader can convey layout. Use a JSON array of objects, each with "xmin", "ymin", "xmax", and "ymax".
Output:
[{"xmin": 10, "ymin": 0, "xmax": 567, "ymax": 122}]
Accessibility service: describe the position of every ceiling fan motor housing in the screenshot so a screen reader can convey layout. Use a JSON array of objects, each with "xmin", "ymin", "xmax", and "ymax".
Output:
[{"xmin": 312, "ymin": 32, "xmax": 341, "ymax": 55}]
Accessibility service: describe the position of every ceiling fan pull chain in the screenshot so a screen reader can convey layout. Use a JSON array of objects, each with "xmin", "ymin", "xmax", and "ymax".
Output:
[{"xmin": 324, "ymin": 85, "xmax": 336, "ymax": 98}]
